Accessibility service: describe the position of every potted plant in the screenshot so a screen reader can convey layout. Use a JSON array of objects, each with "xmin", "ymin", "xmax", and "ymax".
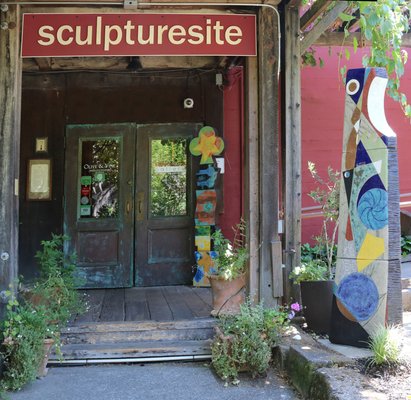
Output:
[
  {"xmin": 211, "ymin": 300, "xmax": 298, "ymax": 383},
  {"xmin": 290, "ymin": 162, "xmax": 339, "ymax": 335},
  {"xmin": 208, "ymin": 221, "xmax": 249, "ymax": 316}
]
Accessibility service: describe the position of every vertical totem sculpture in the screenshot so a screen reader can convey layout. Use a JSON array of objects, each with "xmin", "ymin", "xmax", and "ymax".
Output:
[
  {"xmin": 329, "ymin": 68, "xmax": 401, "ymax": 347},
  {"xmin": 189, "ymin": 126, "xmax": 224, "ymax": 286}
]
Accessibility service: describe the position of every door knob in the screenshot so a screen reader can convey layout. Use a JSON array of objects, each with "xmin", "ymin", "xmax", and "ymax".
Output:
[{"xmin": 137, "ymin": 192, "xmax": 144, "ymax": 221}]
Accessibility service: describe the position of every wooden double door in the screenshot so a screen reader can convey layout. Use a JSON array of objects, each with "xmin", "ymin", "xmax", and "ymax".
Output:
[{"xmin": 65, "ymin": 123, "xmax": 200, "ymax": 288}]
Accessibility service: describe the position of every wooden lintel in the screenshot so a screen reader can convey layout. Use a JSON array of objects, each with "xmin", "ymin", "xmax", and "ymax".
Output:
[
  {"xmin": 312, "ymin": 31, "xmax": 411, "ymax": 48},
  {"xmin": 14, "ymin": 0, "xmax": 281, "ymax": 5},
  {"xmin": 35, "ymin": 57, "xmax": 52, "ymax": 71},
  {"xmin": 300, "ymin": 1, "xmax": 349, "ymax": 53},
  {"xmin": 300, "ymin": 0, "xmax": 329, "ymax": 31}
]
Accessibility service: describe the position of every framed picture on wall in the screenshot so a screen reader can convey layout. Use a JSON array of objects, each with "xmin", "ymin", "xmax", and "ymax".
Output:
[{"xmin": 27, "ymin": 159, "xmax": 52, "ymax": 200}]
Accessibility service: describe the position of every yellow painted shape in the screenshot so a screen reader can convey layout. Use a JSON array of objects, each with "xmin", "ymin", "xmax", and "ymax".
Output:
[
  {"xmin": 357, "ymin": 233, "xmax": 385, "ymax": 272},
  {"xmin": 195, "ymin": 235, "xmax": 211, "ymax": 251}
]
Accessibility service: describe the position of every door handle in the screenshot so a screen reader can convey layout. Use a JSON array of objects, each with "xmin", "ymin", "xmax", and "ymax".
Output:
[
  {"xmin": 137, "ymin": 192, "xmax": 144, "ymax": 221},
  {"xmin": 126, "ymin": 201, "xmax": 131, "ymax": 214}
]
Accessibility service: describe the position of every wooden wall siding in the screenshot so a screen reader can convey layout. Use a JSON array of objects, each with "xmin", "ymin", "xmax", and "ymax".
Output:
[
  {"xmin": 258, "ymin": 7, "xmax": 280, "ymax": 306},
  {"xmin": 0, "ymin": 6, "xmax": 22, "ymax": 316},
  {"xmin": 19, "ymin": 70, "xmax": 223, "ymax": 280}
]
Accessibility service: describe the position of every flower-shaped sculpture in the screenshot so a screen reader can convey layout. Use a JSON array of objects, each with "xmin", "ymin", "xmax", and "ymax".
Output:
[{"xmin": 189, "ymin": 126, "xmax": 224, "ymax": 164}]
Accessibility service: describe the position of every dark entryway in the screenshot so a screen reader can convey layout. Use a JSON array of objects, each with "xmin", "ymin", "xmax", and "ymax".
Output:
[{"xmin": 65, "ymin": 122, "xmax": 201, "ymax": 288}]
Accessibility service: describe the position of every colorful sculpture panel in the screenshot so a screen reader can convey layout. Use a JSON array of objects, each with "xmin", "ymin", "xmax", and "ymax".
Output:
[
  {"xmin": 190, "ymin": 126, "xmax": 224, "ymax": 286},
  {"xmin": 329, "ymin": 68, "xmax": 401, "ymax": 347}
]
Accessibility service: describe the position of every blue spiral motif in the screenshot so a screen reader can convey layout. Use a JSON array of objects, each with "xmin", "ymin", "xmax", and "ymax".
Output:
[
  {"xmin": 336, "ymin": 273, "xmax": 379, "ymax": 321},
  {"xmin": 357, "ymin": 188, "xmax": 388, "ymax": 230}
]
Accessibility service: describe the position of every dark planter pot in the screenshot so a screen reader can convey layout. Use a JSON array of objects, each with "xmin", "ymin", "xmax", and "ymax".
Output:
[{"xmin": 300, "ymin": 280, "xmax": 334, "ymax": 335}]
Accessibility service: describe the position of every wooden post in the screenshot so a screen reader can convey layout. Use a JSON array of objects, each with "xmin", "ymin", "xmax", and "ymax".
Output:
[
  {"xmin": 258, "ymin": 7, "xmax": 280, "ymax": 307},
  {"xmin": 284, "ymin": 2, "xmax": 302, "ymax": 303},
  {"xmin": 245, "ymin": 56, "xmax": 260, "ymax": 302},
  {"xmin": 0, "ymin": 5, "xmax": 21, "ymax": 316}
]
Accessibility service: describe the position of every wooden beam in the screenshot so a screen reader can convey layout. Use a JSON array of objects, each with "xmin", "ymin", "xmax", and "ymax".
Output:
[
  {"xmin": 245, "ymin": 56, "xmax": 259, "ymax": 303},
  {"xmin": 13, "ymin": 0, "xmax": 281, "ymax": 5},
  {"xmin": 300, "ymin": 0, "xmax": 329, "ymax": 31},
  {"xmin": 35, "ymin": 57, "xmax": 52, "ymax": 71},
  {"xmin": 284, "ymin": 2, "xmax": 301, "ymax": 303},
  {"xmin": 258, "ymin": 7, "xmax": 280, "ymax": 307},
  {"xmin": 0, "ymin": 5, "xmax": 21, "ymax": 317},
  {"xmin": 312, "ymin": 31, "xmax": 411, "ymax": 48},
  {"xmin": 301, "ymin": 1, "xmax": 349, "ymax": 53}
]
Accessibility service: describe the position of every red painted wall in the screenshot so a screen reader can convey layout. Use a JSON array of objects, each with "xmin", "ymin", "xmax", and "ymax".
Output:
[
  {"xmin": 219, "ymin": 67, "xmax": 244, "ymax": 241},
  {"xmin": 301, "ymin": 46, "xmax": 411, "ymax": 244}
]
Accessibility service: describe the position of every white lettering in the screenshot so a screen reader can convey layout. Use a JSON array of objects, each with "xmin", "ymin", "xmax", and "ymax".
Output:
[
  {"xmin": 96, "ymin": 16, "xmax": 102, "ymax": 45},
  {"xmin": 206, "ymin": 19, "xmax": 212, "ymax": 45},
  {"xmin": 168, "ymin": 25, "xmax": 186, "ymax": 45},
  {"xmin": 57, "ymin": 25, "xmax": 74, "ymax": 46},
  {"xmin": 104, "ymin": 25, "xmax": 122, "ymax": 51},
  {"xmin": 225, "ymin": 26, "xmax": 242, "ymax": 45},
  {"xmin": 38, "ymin": 25, "xmax": 55, "ymax": 46},
  {"xmin": 213, "ymin": 20, "xmax": 224, "ymax": 45},
  {"xmin": 75, "ymin": 25, "xmax": 93, "ymax": 46},
  {"xmin": 137, "ymin": 25, "xmax": 154, "ymax": 45},
  {"xmin": 187, "ymin": 25, "xmax": 203, "ymax": 45},
  {"xmin": 124, "ymin": 20, "xmax": 135, "ymax": 45},
  {"xmin": 157, "ymin": 25, "xmax": 169, "ymax": 45}
]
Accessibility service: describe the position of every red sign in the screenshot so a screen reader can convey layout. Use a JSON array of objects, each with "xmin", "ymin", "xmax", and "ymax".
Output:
[
  {"xmin": 81, "ymin": 186, "xmax": 91, "ymax": 196},
  {"xmin": 21, "ymin": 13, "xmax": 256, "ymax": 57}
]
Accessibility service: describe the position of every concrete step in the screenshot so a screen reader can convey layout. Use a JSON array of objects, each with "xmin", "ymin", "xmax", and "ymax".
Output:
[
  {"xmin": 61, "ymin": 318, "xmax": 216, "ymax": 345},
  {"xmin": 49, "ymin": 339, "xmax": 212, "ymax": 363}
]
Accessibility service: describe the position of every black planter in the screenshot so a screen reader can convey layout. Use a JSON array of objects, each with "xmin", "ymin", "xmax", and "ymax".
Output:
[{"xmin": 300, "ymin": 280, "xmax": 334, "ymax": 335}]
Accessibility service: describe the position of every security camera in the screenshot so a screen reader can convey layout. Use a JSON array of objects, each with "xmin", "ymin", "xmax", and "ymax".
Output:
[{"xmin": 183, "ymin": 98, "xmax": 194, "ymax": 109}]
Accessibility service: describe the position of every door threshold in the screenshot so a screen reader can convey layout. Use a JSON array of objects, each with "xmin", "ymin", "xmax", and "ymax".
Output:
[{"xmin": 49, "ymin": 354, "xmax": 211, "ymax": 366}]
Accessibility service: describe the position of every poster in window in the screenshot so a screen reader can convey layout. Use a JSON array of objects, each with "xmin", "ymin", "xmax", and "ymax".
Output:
[{"xmin": 27, "ymin": 159, "xmax": 52, "ymax": 200}]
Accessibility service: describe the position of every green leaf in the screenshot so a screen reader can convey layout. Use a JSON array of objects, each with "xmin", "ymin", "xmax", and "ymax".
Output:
[
  {"xmin": 353, "ymin": 36, "xmax": 358, "ymax": 53},
  {"xmin": 345, "ymin": 48, "xmax": 351, "ymax": 61},
  {"xmin": 319, "ymin": 57, "xmax": 324, "ymax": 68},
  {"xmin": 339, "ymin": 12, "xmax": 355, "ymax": 22},
  {"xmin": 381, "ymin": 20, "xmax": 393, "ymax": 36}
]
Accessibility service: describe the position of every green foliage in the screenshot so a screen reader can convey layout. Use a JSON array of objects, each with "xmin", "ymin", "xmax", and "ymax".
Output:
[
  {"xmin": 289, "ymin": 260, "xmax": 328, "ymax": 284},
  {"xmin": 367, "ymin": 325, "xmax": 402, "ymax": 368},
  {"xmin": 211, "ymin": 221, "xmax": 249, "ymax": 281},
  {"xmin": 33, "ymin": 234, "xmax": 84, "ymax": 326},
  {"xmin": 0, "ymin": 296, "xmax": 49, "ymax": 392},
  {"xmin": 151, "ymin": 138, "xmax": 188, "ymax": 217},
  {"xmin": 341, "ymin": 0, "xmax": 410, "ymax": 118},
  {"xmin": 306, "ymin": 162, "xmax": 340, "ymax": 278},
  {"xmin": 0, "ymin": 234, "xmax": 85, "ymax": 392},
  {"xmin": 401, "ymin": 235, "xmax": 411, "ymax": 257},
  {"xmin": 211, "ymin": 301, "xmax": 291, "ymax": 382}
]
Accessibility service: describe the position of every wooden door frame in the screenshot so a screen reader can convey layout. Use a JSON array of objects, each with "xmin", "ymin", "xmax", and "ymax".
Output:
[{"xmin": 3, "ymin": 3, "xmax": 287, "ymax": 313}]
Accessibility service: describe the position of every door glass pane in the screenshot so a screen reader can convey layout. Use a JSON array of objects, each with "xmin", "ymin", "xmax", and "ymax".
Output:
[
  {"xmin": 79, "ymin": 138, "xmax": 120, "ymax": 219},
  {"xmin": 150, "ymin": 138, "xmax": 188, "ymax": 217}
]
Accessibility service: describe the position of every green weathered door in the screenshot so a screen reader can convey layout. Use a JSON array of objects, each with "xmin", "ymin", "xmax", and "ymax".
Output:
[
  {"xmin": 65, "ymin": 124, "xmax": 135, "ymax": 288},
  {"xmin": 135, "ymin": 123, "xmax": 200, "ymax": 286},
  {"xmin": 65, "ymin": 122, "xmax": 199, "ymax": 288}
]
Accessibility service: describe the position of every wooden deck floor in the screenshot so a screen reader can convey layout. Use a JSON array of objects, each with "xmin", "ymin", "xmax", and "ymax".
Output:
[{"xmin": 73, "ymin": 286, "xmax": 212, "ymax": 325}]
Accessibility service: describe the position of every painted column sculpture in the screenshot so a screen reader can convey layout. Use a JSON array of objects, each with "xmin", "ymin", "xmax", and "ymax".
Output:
[
  {"xmin": 189, "ymin": 126, "xmax": 224, "ymax": 287},
  {"xmin": 329, "ymin": 68, "xmax": 402, "ymax": 347}
]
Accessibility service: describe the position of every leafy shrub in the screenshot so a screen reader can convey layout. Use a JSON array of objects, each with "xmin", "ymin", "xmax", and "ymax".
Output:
[
  {"xmin": 211, "ymin": 301, "xmax": 295, "ymax": 382},
  {"xmin": 401, "ymin": 235, "xmax": 411, "ymax": 257},
  {"xmin": 211, "ymin": 221, "xmax": 249, "ymax": 281},
  {"xmin": 0, "ymin": 296, "xmax": 49, "ymax": 391},
  {"xmin": 367, "ymin": 325, "xmax": 402, "ymax": 368}
]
